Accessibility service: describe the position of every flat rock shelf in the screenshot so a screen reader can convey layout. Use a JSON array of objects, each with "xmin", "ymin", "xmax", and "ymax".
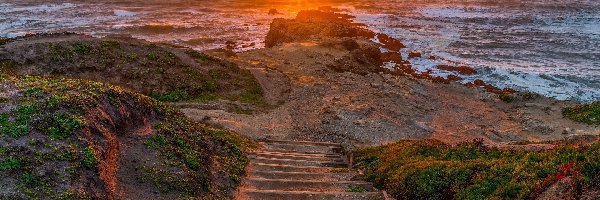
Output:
[{"xmin": 235, "ymin": 140, "xmax": 388, "ymax": 200}]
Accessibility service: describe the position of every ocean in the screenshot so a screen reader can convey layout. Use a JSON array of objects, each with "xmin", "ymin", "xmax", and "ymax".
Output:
[{"xmin": 1, "ymin": 0, "xmax": 599, "ymax": 102}]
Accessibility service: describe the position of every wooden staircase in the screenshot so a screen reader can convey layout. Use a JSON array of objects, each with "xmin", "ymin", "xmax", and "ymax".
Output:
[{"xmin": 235, "ymin": 140, "xmax": 387, "ymax": 200}]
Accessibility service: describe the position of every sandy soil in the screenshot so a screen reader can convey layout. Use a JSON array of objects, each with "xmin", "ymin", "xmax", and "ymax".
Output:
[{"xmin": 182, "ymin": 38, "xmax": 599, "ymax": 149}]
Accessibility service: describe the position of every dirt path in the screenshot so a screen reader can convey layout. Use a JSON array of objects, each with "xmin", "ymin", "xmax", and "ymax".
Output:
[{"xmin": 182, "ymin": 39, "xmax": 599, "ymax": 149}]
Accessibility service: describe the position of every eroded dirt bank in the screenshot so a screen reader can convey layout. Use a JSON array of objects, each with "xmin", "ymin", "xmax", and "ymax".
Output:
[{"xmin": 182, "ymin": 10, "xmax": 599, "ymax": 149}]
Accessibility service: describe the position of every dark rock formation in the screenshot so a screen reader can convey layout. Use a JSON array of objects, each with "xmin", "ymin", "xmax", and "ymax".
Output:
[
  {"xmin": 436, "ymin": 65, "xmax": 478, "ymax": 75},
  {"xmin": 225, "ymin": 40, "xmax": 236, "ymax": 49},
  {"xmin": 327, "ymin": 41, "xmax": 384, "ymax": 75},
  {"xmin": 380, "ymin": 52, "xmax": 404, "ymax": 63},
  {"xmin": 466, "ymin": 79, "xmax": 515, "ymax": 94},
  {"xmin": 408, "ymin": 51, "xmax": 422, "ymax": 59},
  {"xmin": 265, "ymin": 10, "xmax": 375, "ymax": 48},
  {"xmin": 268, "ymin": 9, "xmax": 280, "ymax": 15},
  {"xmin": 376, "ymin": 34, "xmax": 405, "ymax": 51}
]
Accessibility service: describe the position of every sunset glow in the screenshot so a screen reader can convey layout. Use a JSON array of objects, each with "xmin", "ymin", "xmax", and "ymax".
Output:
[{"xmin": 1, "ymin": 1, "xmax": 599, "ymax": 199}]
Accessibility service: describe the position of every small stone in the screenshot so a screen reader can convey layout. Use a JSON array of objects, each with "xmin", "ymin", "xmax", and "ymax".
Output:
[
  {"xmin": 412, "ymin": 120, "xmax": 435, "ymax": 133},
  {"xmin": 408, "ymin": 51, "xmax": 422, "ymax": 59},
  {"xmin": 353, "ymin": 120, "xmax": 366, "ymax": 125},
  {"xmin": 370, "ymin": 83, "xmax": 384, "ymax": 89},
  {"xmin": 268, "ymin": 9, "xmax": 280, "ymax": 15},
  {"xmin": 563, "ymin": 128, "xmax": 574, "ymax": 135}
]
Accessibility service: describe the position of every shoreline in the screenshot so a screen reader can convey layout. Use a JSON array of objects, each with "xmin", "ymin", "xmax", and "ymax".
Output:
[
  {"xmin": 1, "ymin": 10, "xmax": 598, "ymax": 149},
  {"xmin": 2, "ymin": 7, "xmax": 597, "ymax": 104},
  {"xmin": 186, "ymin": 9, "xmax": 597, "ymax": 149}
]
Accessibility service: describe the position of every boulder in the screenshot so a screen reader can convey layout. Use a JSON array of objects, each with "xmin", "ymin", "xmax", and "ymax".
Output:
[
  {"xmin": 376, "ymin": 34, "xmax": 405, "ymax": 51},
  {"xmin": 268, "ymin": 9, "xmax": 280, "ymax": 15},
  {"xmin": 436, "ymin": 65, "xmax": 477, "ymax": 75},
  {"xmin": 408, "ymin": 51, "xmax": 422, "ymax": 59}
]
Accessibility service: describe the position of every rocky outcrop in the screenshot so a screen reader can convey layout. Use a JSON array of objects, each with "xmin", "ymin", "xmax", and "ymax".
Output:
[
  {"xmin": 326, "ymin": 39, "xmax": 385, "ymax": 75},
  {"xmin": 265, "ymin": 10, "xmax": 374, "ymax": 48},
  {"xmin": 466, "ymin": 79, "xmax": 515, "ymax": 94}
]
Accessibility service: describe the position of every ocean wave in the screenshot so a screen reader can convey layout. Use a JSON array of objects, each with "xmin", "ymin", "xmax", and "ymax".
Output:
[
  {"xmin": 114, "ymin": 10, "xmax": 137, "ymax": 17},
  {"xmin": 0, "ymin": 2, "xmax": 75, "ymax": 13},
  {"xmin": 462, "ymin": 67, "xmax": 600, "ymax": 102}
]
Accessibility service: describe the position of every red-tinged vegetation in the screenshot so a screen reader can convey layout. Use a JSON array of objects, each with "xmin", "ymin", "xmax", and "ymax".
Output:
[{"xmin": 353, "ymin": 139, "xmax": 600, "ymax": 200}]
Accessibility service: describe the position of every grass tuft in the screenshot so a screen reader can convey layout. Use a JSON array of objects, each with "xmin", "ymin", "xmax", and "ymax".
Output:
[
  {"xmin": 499, "ymin": 94, "xmax": 514, "ymax": 103},
  {"xmin": 347, "ymin": 185, "xmax": 368, "ymax": 193},
  {"xmin": 0, "ymin": 157, "xmax": 21, "ymax": 171},
  {"xmin": 151, "ymin": 89, "xmax": 193, "ymax": 102},
  {"xmin": 82, "ymin": 146, "xmax": 97, "ymax": 169}
]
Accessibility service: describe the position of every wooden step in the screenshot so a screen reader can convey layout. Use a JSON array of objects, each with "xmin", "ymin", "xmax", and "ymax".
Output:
[
  {"xmin": 263, "ymin": 140, "xmax": 343, "ymax": 147},
  {"xmin": 246, "ymin": 178, "xmax": 374, "ymax": 192},
  {"xmin": 237, "ymin": 140, "xmax": 381, "ymax": 200},
  {"xmin": 240, "ymin": 190, "xmax": 384, "ymax": 200},
  {"xmin": 248, "ymin": 163, "xmax": 337, "ymax": 173},
  {"xmin": 250, "ymin": 156, "xmax": 347, "ymax": 168},
  {"xmin": 263, "ymin": 143, "xmax": 343, "ymax": 154},
  {"xmin": 250, "ymin": 151, "xmax": 343, "ymax": 161},
  {"xmin": 249, "ymin": 171, "xmax": 356, "ymax": 181}
]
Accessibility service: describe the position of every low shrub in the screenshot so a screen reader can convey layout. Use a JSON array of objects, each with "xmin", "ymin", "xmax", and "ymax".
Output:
[{"xmin": 354, "ymin": 139, "xmax": 600, "ymax": 199}]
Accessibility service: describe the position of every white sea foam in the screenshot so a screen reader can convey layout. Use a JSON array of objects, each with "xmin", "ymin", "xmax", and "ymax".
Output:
[
  {"xmin": 0, "ymin": 3, "xmax": 75, "ymax": 13},
  {"xmin": 461, "ymin": 67, "xmax": 600, "ymax": 102},
  {"xmin": 114, "ymin": 10, "xmax": 136, "ymax": 17},
  {"xmin": 418, "ymin": 7, "xmax": 498, "ymax": 19},
  {"xmin": 352, "ymin": 2, "xmax": 600, "ymax": 103}
]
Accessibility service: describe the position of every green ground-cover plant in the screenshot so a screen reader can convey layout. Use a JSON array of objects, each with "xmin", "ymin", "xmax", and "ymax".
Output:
[
  {"xmin": 0, "ymin": 74, "xmax": 252, "ymax": 199},
  {"xmin": 563, "ymin": 102, "xmax": 600, "ymax": 125},
  {"xmin": 81, "ymin": 146, "xmax": 97, "ymax": 169},
  {"xmin": 151, "ymin": 89, "xmax": 193, "ymax": 102},
  {"xmin": 1, "ymin": 37, "xmax": 267, "ymax": 109},
  {"xmin": 0, "ymin": 157, "xmax": 21, "ymax": 171},
  {"xmin": 353, "ymin": 139, "xmax": 600, "ymax": 200}
]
